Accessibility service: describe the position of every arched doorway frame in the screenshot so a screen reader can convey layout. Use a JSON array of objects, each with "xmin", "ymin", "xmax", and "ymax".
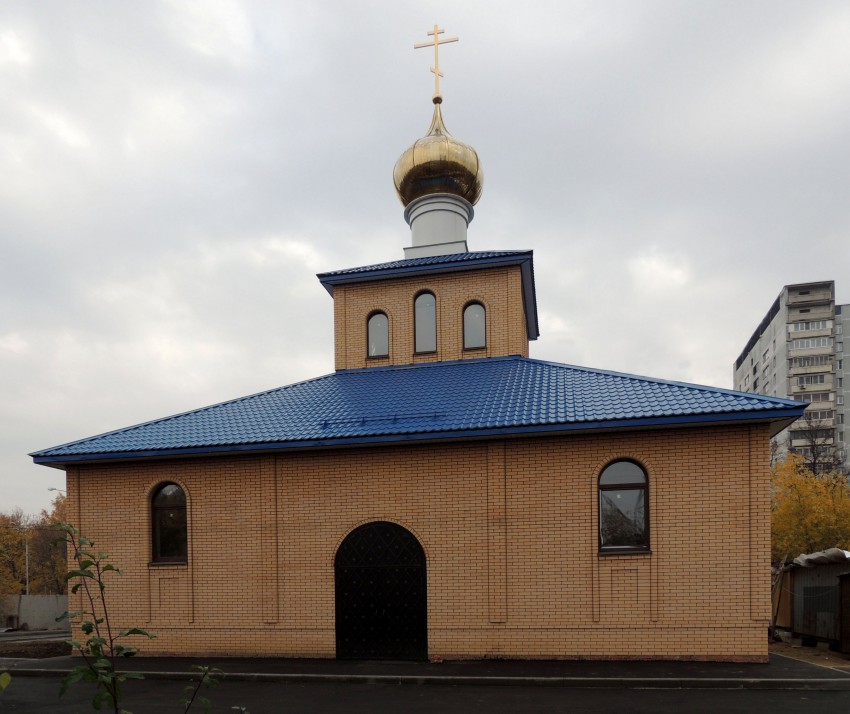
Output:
[{"xmin": 334, "ymin": 520, "xmax": 428, "ymax": 660}]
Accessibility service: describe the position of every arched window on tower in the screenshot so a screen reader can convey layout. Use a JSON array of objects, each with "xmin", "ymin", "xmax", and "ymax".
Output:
[
  {"xmin": 367, "ymin": 312, "xmax": 389, "ymax": 357},
  {"xmin": 151, "ymin": 482, "xmax": 187, "ymax": 563},
  {"xmin": 463, "ymin": 302, "xmax": 486, "ymax": 350},
  {"xmin": 414, "ymin": 292, "xmax": 437, "ymax": 353}
]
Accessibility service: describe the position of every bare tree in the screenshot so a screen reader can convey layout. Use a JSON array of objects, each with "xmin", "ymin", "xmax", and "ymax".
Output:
[{"xmin": 785, "ymin": 409, "xmax": 846, "ymax": 475}]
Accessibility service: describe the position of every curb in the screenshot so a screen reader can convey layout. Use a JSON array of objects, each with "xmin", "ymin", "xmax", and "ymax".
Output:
[{"xmin": 8, "ymin": 668, "xmax": 850, "ymax": 690}]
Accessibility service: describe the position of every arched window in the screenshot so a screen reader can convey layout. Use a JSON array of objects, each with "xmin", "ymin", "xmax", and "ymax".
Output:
[
  {"xmin": 414, "ymin": 292, "xmax": 436, "ymax": 353},
  {"xmin": 151, "ymin": 482, "xmax": 187, "ymax": 563},
  {"xmin": 598, "ymin": 461, "xmax": 648, "ymax": 552},
  {"xmin": 367, "ymin": 312, "xmax": 389, "ymax": 357},
  {"xmin": 463, "ymin": 302, "xmax": 486, "ymax": 349}
]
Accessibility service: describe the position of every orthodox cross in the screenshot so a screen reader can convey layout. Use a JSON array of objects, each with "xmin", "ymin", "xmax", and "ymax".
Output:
[{"xmin": 414, "ymin": 25, "xmax": 458, "ymax": 99}]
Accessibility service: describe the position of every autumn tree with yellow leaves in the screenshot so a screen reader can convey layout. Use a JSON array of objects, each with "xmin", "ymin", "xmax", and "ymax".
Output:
[
  {"xmin": 0, "ymin": 495, "xmax": 67, "ymax": 596},
  {"xmin": 771, "ymin": 454, "xmax": 850, "ymax": 562}
]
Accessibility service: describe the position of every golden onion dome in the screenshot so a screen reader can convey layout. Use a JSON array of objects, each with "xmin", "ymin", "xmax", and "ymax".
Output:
[{"xmin": 393, "ymin": 97, "xmax": 483, "ymax": 207}]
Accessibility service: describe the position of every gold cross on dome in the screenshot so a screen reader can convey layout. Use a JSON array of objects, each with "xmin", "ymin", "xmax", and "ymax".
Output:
[{"xmin": 414, "ymin": 24, "xmax": 458, "ymax": 99}]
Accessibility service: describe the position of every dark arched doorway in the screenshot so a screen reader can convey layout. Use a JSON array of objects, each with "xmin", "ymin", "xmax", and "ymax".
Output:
[{"xmin": 335, "ymin": 521, "xmax": 427, "ymax": 660}]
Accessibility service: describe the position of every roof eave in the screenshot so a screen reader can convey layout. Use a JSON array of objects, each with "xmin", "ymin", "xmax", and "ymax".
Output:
[
  {"xmin": 32, "ymin": 407, "xmax": 801, "ymax": 468},
  {"xmin": 768, "ymin": 413, "xmax": 804, "ymax": 438},
  {"xmin": 316, "ymin": 253, "xmax": 531, "ymax": 292}
]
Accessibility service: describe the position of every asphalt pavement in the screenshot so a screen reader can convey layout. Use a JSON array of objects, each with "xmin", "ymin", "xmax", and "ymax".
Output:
[
  {"xmin": 3, "ymin": 652, "xmax": 850, "ymax": 689},
  {"xmin": 1, "ymin": 675, "xmax": 850, "ymax": 713},
  {"xmin": 3, "ymin": 649, "xmax": 850, "ymax": 712}
]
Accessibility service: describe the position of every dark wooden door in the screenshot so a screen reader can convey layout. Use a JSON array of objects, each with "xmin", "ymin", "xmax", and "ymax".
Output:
[{"xmin": 335, "ymin": 521, "xmax": 427, "ymax": 660}]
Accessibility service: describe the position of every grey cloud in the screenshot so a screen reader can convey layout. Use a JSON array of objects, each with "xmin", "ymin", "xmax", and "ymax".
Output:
[{"xmin": 2, "ymin": 0, "xmax": 849, "ymax": 513}]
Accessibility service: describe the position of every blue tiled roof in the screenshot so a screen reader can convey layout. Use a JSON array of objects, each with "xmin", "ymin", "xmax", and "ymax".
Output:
[
  {"xmin": 31, "ymin": 356, "xmax": 804, "ymax": 465},
  {"xmin": 317, "ymin": 251, "xmax": 531, "ymax": 278},
  {"xmin": 317, "ymin": 250, "xmax": 540, "ymax": 340}
]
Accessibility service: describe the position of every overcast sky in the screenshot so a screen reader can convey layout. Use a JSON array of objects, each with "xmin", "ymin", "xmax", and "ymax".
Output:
[{"xmin": 2, "ymin": 1, "xmax": 849, "ymax": 515}]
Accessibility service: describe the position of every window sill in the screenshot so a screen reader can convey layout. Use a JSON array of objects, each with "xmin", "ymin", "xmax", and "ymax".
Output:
[
  {"xmin": 148, "ymin": 561, "xmax": 188, "ymax": 568},
  {"xmin": 366, "ymin": 355, "xmax": 389, "ymax": 361},
  {"xmin": 463, "ymin": 346, "xmax": 486, "ymax": 352},
  {"xmin": 414, "ymin": 350, "xmax": 437, "ymax": 356},
  {"xmin": 598, "ymin": 549, "xmax": 651, "ymax": 558}
]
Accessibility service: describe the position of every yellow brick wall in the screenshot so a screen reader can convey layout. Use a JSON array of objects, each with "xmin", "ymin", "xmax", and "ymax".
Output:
[
  {"xmin": 64, "ymin": 422, "xmax": 771, "ymax": 661},
  {"xmin": 333, "ymin": 266, "xmax": 529, "ymax": 370}
]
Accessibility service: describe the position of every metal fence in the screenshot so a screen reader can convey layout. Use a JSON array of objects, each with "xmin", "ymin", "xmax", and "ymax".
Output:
[{"xmin": 792, "ymin": 563, "xmax": 849, "ymax": 642}]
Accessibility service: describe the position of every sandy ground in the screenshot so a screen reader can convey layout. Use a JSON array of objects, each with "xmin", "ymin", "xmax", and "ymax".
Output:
[{"xmin": 770, "ymin": 639, "xmax": 850, "ymax": 671}]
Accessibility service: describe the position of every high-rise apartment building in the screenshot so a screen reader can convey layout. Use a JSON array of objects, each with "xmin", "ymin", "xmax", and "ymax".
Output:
[{"xmin": 733, "ymin": 281, "xmax": 848, "ymax": 472}]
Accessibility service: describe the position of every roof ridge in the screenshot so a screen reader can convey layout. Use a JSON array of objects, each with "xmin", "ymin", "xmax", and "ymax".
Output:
[
  {"xmin": 28, "ymin": 370, "xmax": 340, "ymax": 456},
  {"xmin": 335, "ymin": 354, "xmax": 520, "ymax": 375},
  {"xmin": 519, "ymin": 357, "xmax": 801, "ymax": 407},
  {"xmin": 34, "ymin": 359, "xmax": 525, "ymax": 455}
]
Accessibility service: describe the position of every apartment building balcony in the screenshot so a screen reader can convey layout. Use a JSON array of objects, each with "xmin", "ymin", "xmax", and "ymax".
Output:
[
  {"xmin": 788, "ymin": 327, "xmax": 833, "ymax": 340},
  {"xmin": 788, "ymin": 393, "xmax": 834, "ymax": 410},
  {"xmin": 789, "ymin": 308, "xmax": 833, "ymax": 321},
  {"xmin": 790, "ymin": 436, "xmax": 835, "ymax": 448},
  {"xmin": 787, "ymin": 344, "xmax": 833, "ymax": 355},
  {"xmin": 789, "ymin": 362, "xmax": 834, "ymax": 377},
  {"xmin": 790, "ymin": 416, "xmax": 835, "ymax": 429},
  {"xmin": 786, "ymin": 284, "xmax": 834, "ymax": 305},
  {"xmin": 790, "ymin": 379, "xmax": 835, "ymax": 393}
]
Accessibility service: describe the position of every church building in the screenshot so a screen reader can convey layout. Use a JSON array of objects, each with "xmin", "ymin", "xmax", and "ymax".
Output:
[{"xmin": 32, "ymin": 35, "xmax": 804, "ymax": 662}]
